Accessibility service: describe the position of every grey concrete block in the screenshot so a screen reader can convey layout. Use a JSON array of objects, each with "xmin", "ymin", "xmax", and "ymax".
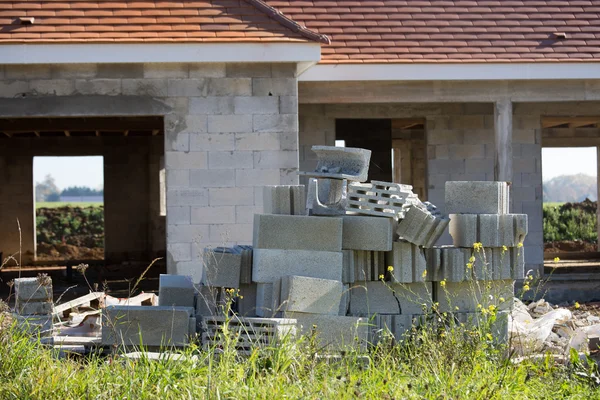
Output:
[
  {"xmin": 340, "ymin": 284, "xmax": 350, "ymax": 315},
  {"xmin": 342, "ymin": 215, "xmax": 394, "ymax": 251},
  {"xmin": 158, "ymin": 274, "xmax": 195, "ymax": 308},
  {"xmin": 235, "ymin": 168, "xmax": 280, "ymax": 187},
  {"xmin": 14, "ymin": 277, "xmax": 52, "ymax": 302},
  {"xmin": 252, "ymin": 78, "xmax": 297, "ymax": 96},
  {"xmin": 253, "ymin": 214, "xmax": 343, "ymax": 251},
  {"xmin": 456, "ymin": 311, "xmax": 509, "ymax": 345},
  {"xmin": 202, "ymin": 247, "xmax": 242, "ymax": 288},
  {"xmin": 349, "ymin": 282, "xmax": 432, "ymax": 316},
  {"xmin": 15, "ymin": 301, "xmax": 53, "ymax": 315},
  {"xmin": 449, "ymin": 214, "xmax": 528, "ymax": 247},
  {"xmin": 353, "ymin": 250, "xmax": 386, "ymax": 281},
  {"xmin": 14, "ymin": 314, "xmax": 53, "ymax": 337},
  {"xmin": 190, "ymin": 133, "xmax": 235, "ymax": 151},
  {"xmin": 282, "ymin": 313, "xmax": 368, "ymax": 351},
  {"xmin": 195, "ymin": 286, "xmax": 218, "ymax": 317},
  {"xmin": 75, "ymin": 79, "xmax": 121, "ymax": 95},
  {"xmin": 252, "ymin": 249, "xmax": 343, "ymax": 283},
  {"xmin": 396, "ymin": 206, "xmax": 450, "ymax": 248},
  {"xmin": 237, "ymin": 245, "xmax": 254, "ymax": 284},
  {"xmin": 385, "ymin": 241, "xmax": 427, "ymax": 283},
  {"xmin": 255, "ymin": 281, "xmax": 281, "ymax": 317},
  {"xmin": 436, "ymin": 280, "xmax": 514, "ymax": 313},
  {"xmin": 445, "ymin": 181, "xmax": 510, "ymax": 214},
  {"xmin": 233, "ymin": 96, "xmax": 278, "ymax": 114},
  {"xmin": 236, "ymin": 283, "xmax": 257, "ymax": 317},
  {"xmin": 122, "ymin": 79, "xmax": 167, "ymax": 96},
  {"xmin": 279, "ymin": 275, "xmax": 343, "ymax": 315},
  {"xmin": 173, "ymin": 261, "xmax": 203, "ymax": 284},
  {"xmin": 370, "ymin": 314, "xmax": 426, "ymax": 344},
  {"xmin": 253, "ymin": 114, "xmax": 298, "ymax": 133},
  {"xmin": 189, "ymin": 97, "xmax": 234, "ymax": 115},
  {"xmin": 342, "ymin": 250, "xmax": 355, "ymax": 284},
  {"xmin": 102, "ymin": 305, "xmax": 194, "ymax": 347},
  {"xmin": 208, "ymin": 115, "xmax": 253, "ymax": 133},
  {"xmin": 234, "ymin": 132, "xmax": 280, "ymax": 150},
  {"xmin": 299, "ymin": 146, "xmax": 371, "ymax": 182},
  {"xmin": 263, "ymin": 185, "xmax": 306, "ymax": 215}
]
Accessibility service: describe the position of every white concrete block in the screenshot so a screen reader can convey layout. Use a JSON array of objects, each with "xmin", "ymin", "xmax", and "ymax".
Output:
[
  {"xmin": 190, "ymin": 133, "xmax": 235, "ymax": 151},
  {"xmin": 252, "ymin": 249, "xmax": 343, "ymax": 283},
  {"xmin": 252, "ymin": 78, "xmax": 297, "ymax": 96},
  {"xmin": 166, "ymin": 206, "xmax": 190, "ymax": 225},
  {"xmin": 235, "ymin": 169, "xmax": 280, "ymax": 187},
  {"xmin": 208, "ymin": 151, "xmax": 253, "ymax": 169},
  {"xmin": 253, "ymin": 114, "xmax": 298, "ymax": 133},
  {"xmin": 208, "ymin": 115, "xmax": 253, "ymax": 133},
  {"xmin": 279, "ymin": 275, "xmax": 343, "ymax": 315},
  {"xmin": 168, "ymin": 243, "xmax": 192, "ymax": 262},
  {"xmin": 396, "ymin": 206, "xmax": 449, "ymax": 248},
  {"xmin": 167, "ymin": 188, "xmax": 209, "ymax": 206},
  {"xmin": 167, "ymin": 224, "xmax": 209, "ymax": 243},
  {"xmin": 189, "ymin": 169, "xmax": 235, "ymax": 188},
  {"xmin": 165, "ymin": 151, "xmax": 208, "ymax": 169},
  {"xmin": 209, "ymin": 187, "xmax": 255, "ymax": 206},
  {"xmin": 233, "ymin": 96, "xmax": 279, "ymax": 114},
  {"xmin": 253, "ymin": 150, "xmax": 298, "ymax": 169},
  {"xmin": 235, "ymin": 132, "xmax": 280, "ymax": 151}
]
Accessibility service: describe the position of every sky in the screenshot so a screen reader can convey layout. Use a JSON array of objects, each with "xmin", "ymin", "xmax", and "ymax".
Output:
[
  {"xmin": 34, "ymin": 156, "xmax": 104, "ymax": 190},
  {"xmin": 541, "ymin": 147, "xmax": 597, "ymax": 181}
]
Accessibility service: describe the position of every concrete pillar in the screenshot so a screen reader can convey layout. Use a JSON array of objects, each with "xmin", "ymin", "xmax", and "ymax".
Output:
[{"xmin": 494, "ymin": 99, "xmax": 513, "ymax": 183}]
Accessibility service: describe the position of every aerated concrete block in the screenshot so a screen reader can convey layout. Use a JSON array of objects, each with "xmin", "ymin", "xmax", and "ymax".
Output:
[
  {"xmin": 435, "ymin": 280, "xmax": 514, "ymax": 313},
  {"xmin": 298, "ymin": 146, "xmax": 371, "ymax": 182},
  {"xmin": 253, "ymin": 214, "xmax": 343, "ymax": 251},
  {"xmin": 252, "ymin": 249, "xmax": 343, "ymax": 283},
  {"xmin": 15, "ymin": 301, "xmax": 53, "ymax": 315},
  {"xmin": 349, "ymin": 282, "xmax": 432, "ymax": 316},
  {"xmin": 353, "ymin": 250, "xmax": 385, "ymax": 281},
  {"xmin": 14, "ymin": 277, "xmax": 52, "ymax": 302},
  {"xmin": 449, "ymin": 214, "xmax": 528, "ymax": 247},
  {"xmin": 279, "ymin": 276, "xmax": 343, "ymax": 315},
  {"xmin": 159, "ymin": 274, "xmax": 195, "ymax": 308},
  {"xmin": 263, "ymin": 185, "xmax": 306, "ymax": 215},
  {"xmin": 202, "ymin": 247, "xmax": 242, "ymax": 288},
  {"xmin": 385, "ymin": 241, "xmax": 427, "ymax": 283},
  {"xmin": 396, "ymin": 206, "xmax": 449, "ymax": 248},
  {"xmin": 445, "ymin": 181, "xmax": 509, "ymax": 215},
  {"xmin": 102, "ymin": 305, "xmax": 195, "ymax": 347},
  {"xmin": 283, "ymin": 312, "xmax": 368, "ymax": 350},
  {"xmin": 342, "ymin": 215, "xmax": 394, "ymax": 251}
]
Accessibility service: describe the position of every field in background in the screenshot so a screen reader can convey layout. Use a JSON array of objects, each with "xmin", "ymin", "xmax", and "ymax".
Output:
[
  {"xmin": 543, "ymin": 200, "xmax": 597, "ymax": 253},
  {"xmin": 36, "ymin": 202, "xmax": 103, "ymax": 209}
]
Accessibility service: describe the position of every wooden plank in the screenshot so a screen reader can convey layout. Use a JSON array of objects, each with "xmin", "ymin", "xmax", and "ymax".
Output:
[
  {"xmin": 494, "ymin": 99, "xmax": 513, "ymax": 182},
  {"xmin": 542, "ymin": 116, "xmax": 600, "ymax": 129}
]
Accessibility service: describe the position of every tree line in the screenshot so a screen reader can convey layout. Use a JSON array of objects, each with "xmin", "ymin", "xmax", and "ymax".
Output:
[{"xmin": 36, "ymin": 174, "xmax": 103, "ymax": 202}]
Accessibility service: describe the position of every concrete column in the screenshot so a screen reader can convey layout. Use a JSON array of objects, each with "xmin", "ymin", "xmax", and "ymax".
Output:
[{"xmin": 494, "ymin": 99, "xmax": 513, "ymax": 182}]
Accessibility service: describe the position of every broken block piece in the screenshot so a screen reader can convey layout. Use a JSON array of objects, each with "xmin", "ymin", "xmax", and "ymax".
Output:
[
  {"xmin": 349, "ymin": 281, "xmax": 432, "ymax": 316},
  {"xmin": 252, "ymin": 249, "xmax": 343, "ymax": 283},
  {"xmin": 279, "ymin": 276, "xmax": 343, "ymax": 315},
  {"xmin": 253, "ymin": 214, "xmax": 343, "ymax": 252},
  {"xmin": 435, "ymin": 280, "xmax": 514, "ymax": 313},
  {"xmin": 159, "ymin": 274, "xmax": 195, "ymax": 308},
  {"xmin": 14, "ymin": 277, "xmax": 52, "ymax": 302},
  {"xmin": 445, "ymin": 181, "xmax": 510, "ymax": 215},
  {"xmin": 396, "ymin": 205, "xmax": 449, "ymax": 248},
  {"xmin": 202, "ymin": 316, "xmax": 297, "ymax": 355},
  {"xmin": 385, "ymin": 241, "xmax": 427, "ymax": 283},
  {"xmin": 298, "ymin": 145, "xmax": 371, "ymax": 182},
  {"xmin": 202, "ymin": 247, "xmax": 242, "ymax": 288},
  {"xmin": 307, "ymin": 178, "xmax": 348, "ymax": 216},
  {"xmin": 283, "ymin": 312, "xmax": 368, "ymax": 350},
  {"xmin": 263, "ymin": 185, "xmax": 306, "ymax": 215},
  {"xmin": 449, "ymin": 214, "xmax": 528, "ymax": 247},
  {"xmin": 102, "ymin": 305, "xmax": 195, "ymax": 347},
  {"xmin": 342, "ymin": 215, "xmax": 394, "ymax": 251}
]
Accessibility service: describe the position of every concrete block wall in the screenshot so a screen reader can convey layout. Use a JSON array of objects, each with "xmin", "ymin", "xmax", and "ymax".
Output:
[{"xmin": 0, "ymin": 62, "xmax": 300, "ymax": 274}]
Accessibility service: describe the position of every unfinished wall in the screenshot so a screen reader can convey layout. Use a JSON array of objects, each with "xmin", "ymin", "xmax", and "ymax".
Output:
[
  {"xmin": 0, "ymin": 62, "xmax": 300, "ymax": 275},
  {"xmin": 0, "ymin": 135, "xmax": 164, "ymax": 264},
  {"xmin": 298, "ymin": 102, "xmax": 543, "ymax": 272}
]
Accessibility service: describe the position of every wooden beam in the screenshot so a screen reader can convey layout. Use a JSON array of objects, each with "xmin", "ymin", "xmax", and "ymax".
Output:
[
  {"xmin": 33, "ymin": 131, "xmax": 40, "ymax": 137},
  {"xmin": 494, "ymin": 99, "xmax": 513, "ymax": 182},
  {"xmin": 2, "ymin": 131, "xmax": 11, "ymax": 138},
  {"xmin": 542, "ymin": 116, "xmax": 600, "ymax": 129},
  {"xmin": 64, "ymin": 130, "xmax": 70, "ymax": 137},
  {"xmin": 123, "ymin": 130, "xmax": 129, "ymax": 137}
]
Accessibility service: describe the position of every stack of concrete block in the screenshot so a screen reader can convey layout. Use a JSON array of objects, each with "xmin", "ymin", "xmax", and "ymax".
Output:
[
  {"xmin": 346, "ymin": 181, "xmax": 415, "ymax": 219},
  {"xmin": 263, "ymin": 185, "xmax": 306, "ymax": 215},
  {"xmin": 13, "ymin": 277, "xmax": 53, "ymax": 336},
  {"xmin": 306, "ymin": 178, "xmax": 348, "ymax": 216}
]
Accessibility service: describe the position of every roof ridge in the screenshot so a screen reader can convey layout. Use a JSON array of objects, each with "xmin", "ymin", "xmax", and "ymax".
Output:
[{"xmin": 243, "ymin": 0, "xmax": 331, "ymax": 45}]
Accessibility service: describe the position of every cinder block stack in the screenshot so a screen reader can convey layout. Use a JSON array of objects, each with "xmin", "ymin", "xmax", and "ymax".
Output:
[{"xmin": 13, "ymin": 277, "xmax": 53, "ymax": 336}]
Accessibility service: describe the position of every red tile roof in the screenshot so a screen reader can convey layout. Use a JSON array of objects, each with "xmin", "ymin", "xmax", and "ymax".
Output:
[
  {"xmin": 267, "ymin": 0, "xmax": 600, "ymax": 63},
  {"xmin": 0, "ymin": 0, "xmax": 329, "ymax": 43}
]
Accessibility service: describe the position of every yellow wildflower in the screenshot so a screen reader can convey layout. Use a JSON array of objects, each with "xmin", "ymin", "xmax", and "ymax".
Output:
[
  {"xmin": 422, "ymin": 270, "xmax": 427, "ymax": 279},
  {"xmin": 523, "ymin": 284, "xmax": 530, "ymax": 291},
  {"xmin": 575, "ymin": 302, "xmax": 581, "ymax": 309},
  {"xmin": 469, "ymin": 256, "xmax": 475, "ymax": 263},
  {"xmin": 502, "ymin": 245, "xmax": 508, "ymax": 252},
  {"xmin": 486, "ymin": 333, "xmax": 493, "ymax": 341},
  {"xmin": 387, "ymin": 266, "xmax": 394, "ymax": 272},
  {"xmin": 379, "ymin": 274, "xmax": 385, "ymax": 281},
  {"xmin": 477, "ymin": 304, "xmax": 482, "ymax": 309},
  {"xmin": 455, "ymin": 306, "xmax": 459, "ymax": 311},
  {"xmin": 499, "ymin": 297, "xmax": 506, "ymax": 303},
  {"xmin": 553, "ymin": 257, "xmax": 560, "ymax": 263},
  {"xmin": 440, "ymin": 279, "xmax": 447, "ymax": 288},
  {"xmin": 473, "ymin": 242, "xmax": 483, "ymax": 251},
  {"xmin": 481, "ymin": 308, "xmax": 489, "ymax": 315},
  {"xmin": 517, "ymin": 242, "xmax": 523, "ymax": 248},
  {"xmin": 239, "ymin": 296, "xmax": 244, "ymax": 299},
  {"xmin": 466, "ymin": 263, "xmax": 473, "ymax": 269},
  {"xmin": 488, "ymin": 305, "xmax": 496, "ymax": 312}
]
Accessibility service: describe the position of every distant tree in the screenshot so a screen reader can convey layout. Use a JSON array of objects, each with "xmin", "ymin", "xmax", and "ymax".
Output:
[
  {"xmin": 35, "ymin": 174, "xmax": 60, "ymax": 202},
  {"xmin": 61, "ymin": 186, "xmax": 103, "ymax": 197}
]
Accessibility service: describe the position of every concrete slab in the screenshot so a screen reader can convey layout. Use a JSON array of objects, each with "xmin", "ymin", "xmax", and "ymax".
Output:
[
  {"xmin": 279, "ymin": 276, "xmax": 343, "ymax": 315},
  {"xmin": 342, "ymin": 215, "xmax": 394, "ymax": 251},
  {"xmin": 253, "ymin": 214, "xmax": 343, "ymax": 252},
  {"xmin": 349, "ymin": 281, "xmax": 432, "ymax": 315},
  {"xmin": 282, "ymin": 312, "xmax": 368, "ymax": 350},
  {"xmin": 158, "ymin": 274, "xmax": 195, "ymax": 308},
  {"xmin": 445, "ymin": 181, "xmax": 510, "ymax": 215},
  {"xmin": 102, "ymin": 305, "xmax": 195, "ymax": 347},
  {"xmin": 252, "ymin": 249, "xmax": 343, "ymax": 283}
]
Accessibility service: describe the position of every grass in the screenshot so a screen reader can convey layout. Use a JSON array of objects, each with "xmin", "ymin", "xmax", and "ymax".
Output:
[{"xmin": 36, "ymin": 202, "xmax": 103, "ymax": 209}]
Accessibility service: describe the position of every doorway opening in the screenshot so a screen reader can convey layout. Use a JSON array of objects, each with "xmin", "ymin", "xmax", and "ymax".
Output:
[{"xmin": 33, "ymin": 156, "xmax": 104, "ymax": 261}]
